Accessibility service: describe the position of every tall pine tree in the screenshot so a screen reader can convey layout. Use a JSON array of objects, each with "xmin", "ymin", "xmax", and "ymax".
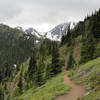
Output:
[
  {"xmin": 80, "ymin": 33, "xmax": 96, "ymax": 63},
  {"xmin": 61, "ymin": 24, "xmax": 71, "ymax": 46},
  {"xmin": 28, "ymin": 50, "xmax": 37, "ymax": 85},
  {"xmin": 51, "ymin": 42, "xmax": 62, "ymax": 76},
  {"xmin": 35, "ymin": 59, "xmax": 44, "ymax": 86},
  {"xmin": 17, "ymin": 71, "xmax": 23, "ymax": 94},
  {"xmin": 0, "ymin": 84, "xmax": 4, "ymax": 100},
  {"xmin": 66, "ymin": 52, "xmax": 75, "ymax": 70}
]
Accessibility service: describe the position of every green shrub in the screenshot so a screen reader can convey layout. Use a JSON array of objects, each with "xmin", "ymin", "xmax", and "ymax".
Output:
[{"xmin": 13, "ymin": 87, "xmax": 20, "ymax": 97}]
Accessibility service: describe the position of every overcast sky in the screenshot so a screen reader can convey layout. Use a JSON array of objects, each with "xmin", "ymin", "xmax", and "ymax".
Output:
[{"xmin": 0, "ymin": 0, "xmax": 100, "ymax": 32}]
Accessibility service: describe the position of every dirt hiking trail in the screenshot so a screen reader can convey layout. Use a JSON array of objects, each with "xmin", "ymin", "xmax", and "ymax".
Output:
[{"xmin": 56, "ymin": 72, "xmax": 85, "ymax": 100}]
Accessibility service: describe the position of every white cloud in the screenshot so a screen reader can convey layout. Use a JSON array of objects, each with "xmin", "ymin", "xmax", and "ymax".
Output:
[{"xmin": 0, "ymin": 0, "xmax": 100, "ymax": 32}]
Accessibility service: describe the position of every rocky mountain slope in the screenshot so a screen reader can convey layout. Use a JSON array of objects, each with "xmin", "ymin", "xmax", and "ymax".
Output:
[{"xmin": 25, "ymin": 23, "xmax": 74, "ymax": 41}]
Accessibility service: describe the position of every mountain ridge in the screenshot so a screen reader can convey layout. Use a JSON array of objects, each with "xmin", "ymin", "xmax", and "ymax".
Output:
[{"xmin": 25, "ymin": 23, "xmax": 74, "ymax": 41}]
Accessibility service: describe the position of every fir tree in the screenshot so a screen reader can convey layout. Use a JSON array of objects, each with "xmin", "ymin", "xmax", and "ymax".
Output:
[
  {"xmin": 66, "ymin": 25, "xmax": 72, "ymax": 46},
  {"xmin": 51, "ymin": 42, "xmax": 62, "ymax": 76},
  {"xmin": 45, "ymin": 64, "xmax": 52, "ymax": 80},
  {"xmin": 67, "ymin": 52, "xmax": 75, "ymax": 70},
  {"xmin": 91, "ymin": 9, "xmax": 100, "ymax": 39},
  {"xmin": 0, "ymin": 84, "xmax": 4, "ymax": 100},
  {"xmin": 17, "ymin": 71, "xmax": 23, "ymax": 94},
  {"xmin": 60, "ymin": 35, "xmax": 66, "ymax": 46},
  {"xmin": 60, "ymin": 24, "xmax": 71, "ymax": 46},
  {"xmin": 35, "ymin": 59, "xmax": 44, "ymax": 86},
  {"xmin": 80, "ymin": 33, "xmax": 96, "ymax": 63},
  {"xmin": 28, "ymin": 51, "xmax": 37, "ymax": 82}
]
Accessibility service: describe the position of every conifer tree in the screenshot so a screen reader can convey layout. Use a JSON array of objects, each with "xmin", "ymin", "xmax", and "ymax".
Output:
[
  {"xmin": 28, "ymin": 51, "xmax": 37, "ymax": 82},
  {"xmin": 45, "ymin": 64, "xmax": 52, "ymax": 80},
  {"xmin": 80, "ymin": 33, "xmax": 95, "ymax": 63},
  {"xmin": 51, "ymin": 42, "xmax": 61, "ymax": 76},
  {"xmin": 0, "ymin": 84, "xmax": 4, "ymax": 100},
  {"xmin": 67, "ymin": 52, "xmax": 75, "ymax": 70},
  {"xmin": 17, "ymin": 71, "xmax": 23, "ymax": 94},
  {"xmin": 91, "ymin": 9, "xmax": 100, "ymax": 39},
  {"xmin": 66, "ymin": 25, "xmax": 72, "ymax": 46},
  {"xmin": 60, "ymin": 35, "xmax": 66, "ymax": 46},
  {"xmin": 60, "ymin": 24, "xmax": 71, "ymax": 46},
  {"xmin": 35, "ymin": 59, "xmax": 44, "ymax": 86}
]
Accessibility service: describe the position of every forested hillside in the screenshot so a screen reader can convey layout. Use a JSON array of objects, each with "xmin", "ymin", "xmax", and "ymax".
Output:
[
  {"xmin": 0, "ymin": 24, "xmax": 35, "ymax": 81},
  {"xmin": 60, "ymin": 9, "xmax": 100, "ymax": 100},
  {"xmin": 60, "ymin": 9, "xmax": 100, "ymax": 67},
  {"xmin": 0, "ymin": 35, "xmax": 63, "ymax": 100},
  {"xmin": 0, "ymin": 9, "xmax": 100, "ymax": 100}
]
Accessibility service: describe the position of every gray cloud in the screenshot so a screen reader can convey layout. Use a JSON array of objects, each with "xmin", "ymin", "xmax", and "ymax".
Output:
[
  {"xmin": 0, "ymin": 0, "xmax": 100, "ymax": 32},
  {"xmin": 0, "ymin": 0, "xmax": 22, "ymax": 21}
]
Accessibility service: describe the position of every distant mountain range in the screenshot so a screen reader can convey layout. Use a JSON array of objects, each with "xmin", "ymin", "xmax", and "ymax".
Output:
[
  {"xmin": 44, "ymin": 23, "xmax": 69, "ymax": 41},
  {"xmin": 25, "ymin": 23, "xmax": 76, "ymax": 41},
  {"xmin": 25, "ymin": 28, "xmax": 42, "ymax": 38}
]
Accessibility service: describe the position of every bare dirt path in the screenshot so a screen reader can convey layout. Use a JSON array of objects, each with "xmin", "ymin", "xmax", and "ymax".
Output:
[{"xmin": 56, "ymin": 72, "xmax": 85, "ymax": 100}]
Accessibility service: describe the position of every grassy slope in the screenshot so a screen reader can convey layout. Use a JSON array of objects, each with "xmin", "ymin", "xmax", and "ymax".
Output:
[
  {"xmin": 17, "ymin": 72, "xmax": 71, "ymax": 100},
  {"xmin": 7, "ymin": 56, "xmax": 51, "ymax": 98},
  {"xmin": 69, "ymin": 57, "xmax": 100, "ymax": 100}
]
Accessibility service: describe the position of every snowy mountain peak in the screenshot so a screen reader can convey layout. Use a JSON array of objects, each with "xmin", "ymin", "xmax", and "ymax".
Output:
[
  {"xmin": 45, "ymin": 23, "xmax": 70, "ymax": 41},
  {"xmin": 25, "ymin": 22, "xmax": 74, "ymax": 41},
  {"xmin": 25, "ymin": 28, "xmax": 42, "ymax": 38}
]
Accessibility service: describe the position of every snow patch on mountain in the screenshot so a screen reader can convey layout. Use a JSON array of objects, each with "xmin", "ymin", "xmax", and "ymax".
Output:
[
  {"xmin": 45, "ymin": 23, "xmax": 70, "ymax": 41},
  {"xmin": 25, "ymin": 28, "xmax": 41, "ymax": 38},
  {"xmin": 70, "ymin": 22, "xmax": 77, "ymax": 29},
  {"xmin": 45, "ymin": 32, "xmax": 60, "ymax": 41},
  {"xmin": 25, "ymin": 22, "xmax": 76, "ymax": 41}
]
